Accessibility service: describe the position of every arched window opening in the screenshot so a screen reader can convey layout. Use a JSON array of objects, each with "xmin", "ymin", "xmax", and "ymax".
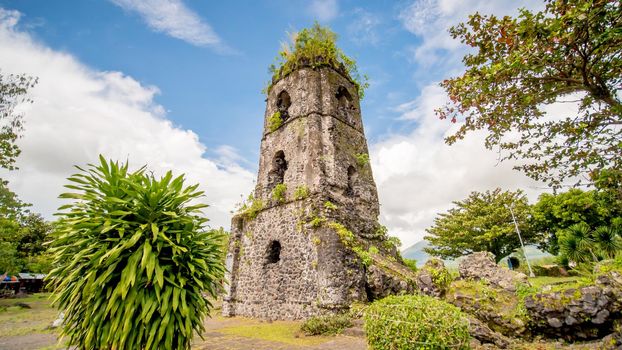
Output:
[
  {"xmin": 276, "ymin": 90, "xmax": 291, "ymax": 122},
  {"xmin": 266, "ymin": 240, "xmax": 281, "ymax": 264},
  {"xmin": 346, "ymin": 165, "xmax": 358, "ymax": 196},
  {"xmin": 335, "ymin": 86, "xmax": 354, "ymax": 114},
  {"xmin": 268, "ymin": 150, "xmax": 288, "ymax": 191}
]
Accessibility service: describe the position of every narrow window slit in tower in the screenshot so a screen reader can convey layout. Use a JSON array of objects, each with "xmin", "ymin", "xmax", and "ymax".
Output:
[
  {"xmin": 335, "ymin": 86, "xmax": 355, "ymax": 122},
  {"xmin": 276, "ymin": 90, "xmax": 291, "ymax": 122},
  {"xmin": 268, "ymin": 150, "xmax": 288, "ymax": 191},
  {"xmin": 266, "ymin": 240, "xmax": 281, "ymax": 264}
]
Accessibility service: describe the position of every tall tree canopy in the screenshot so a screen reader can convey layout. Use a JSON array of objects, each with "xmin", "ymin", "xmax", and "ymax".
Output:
[
  {"xmin": 531, "ymin": 188, "xmax": 619, "ymax": 254},
  {"xmin": 438, "ymin": 0, "xmax": 621, "ymax": 188},
  {"xmin": 425, "ymin": 188, "xmax": 534, "ymax": 262},
  {"xmin": 0, "ymin": 180, "xmax": 51, "ymax": 274},
  {"xmin": 0, "ymin": 71, "xmax": 37, "ymax": 170}
]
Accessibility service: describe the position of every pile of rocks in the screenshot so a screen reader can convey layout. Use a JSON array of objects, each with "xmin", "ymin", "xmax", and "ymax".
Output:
[
  {"xmin": 458, "ymin": 252, "xmax": 529, "ymax": 292},
  {"xmin": 451, "ymin": 252, "xmax": 622, "ymax": 348},
  {"xmin": 524, "ymin": 271, "xmax": 622, "ymax": 340}
]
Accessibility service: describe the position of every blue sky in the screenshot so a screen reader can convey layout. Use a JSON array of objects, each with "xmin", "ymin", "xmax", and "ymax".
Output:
[
  {"xmin": 0, "ymin": 0, "xmax": 549, "ymax": 248},
  {"xmin": 4, "ymin": 0, "xmax": 428, "ymax": 158}
]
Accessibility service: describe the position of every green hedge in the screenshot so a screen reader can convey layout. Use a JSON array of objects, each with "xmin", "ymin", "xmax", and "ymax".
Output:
[{"xmin": 364, "ymin": 295, "xmax": 470, "ymax": 350}]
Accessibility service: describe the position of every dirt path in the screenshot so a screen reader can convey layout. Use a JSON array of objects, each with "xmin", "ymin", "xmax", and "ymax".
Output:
[
  {"xmin": 0, "ymin": 295, "xmax": 366, "ymax": 350},
  {"xmin": 195, "ymin": 316, "xmax": 366, "ymax": 350}
]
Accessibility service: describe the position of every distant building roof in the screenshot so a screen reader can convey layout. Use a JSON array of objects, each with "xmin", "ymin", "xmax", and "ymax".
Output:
[{"xmin": 18, "ymin": 273, "xmax": 46, "ymax": 279}]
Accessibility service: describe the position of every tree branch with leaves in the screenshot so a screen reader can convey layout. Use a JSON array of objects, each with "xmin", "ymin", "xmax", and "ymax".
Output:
[
  {"xmin": 0, "ymin": 71, "xmax": 37, "ymax": 170},
  {"xmin": 438, "ymin": 0, "xmax": 621, "ymax": 188}
]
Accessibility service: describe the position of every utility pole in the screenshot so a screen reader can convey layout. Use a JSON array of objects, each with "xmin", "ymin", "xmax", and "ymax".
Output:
[{"xmin": 508, "ymin": 204, "xmax": 535, "ymax": 278}]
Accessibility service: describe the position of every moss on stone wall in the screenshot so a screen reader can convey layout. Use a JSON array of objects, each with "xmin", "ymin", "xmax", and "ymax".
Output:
[{"xmin": 268, "ymin": 111, "xmax": 283, "ymax": 132}]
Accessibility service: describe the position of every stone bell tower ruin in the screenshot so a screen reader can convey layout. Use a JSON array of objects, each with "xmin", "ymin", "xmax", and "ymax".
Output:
[{"xmin": 223, "ymin": 62, "xmax": 415, "ymax": 320}]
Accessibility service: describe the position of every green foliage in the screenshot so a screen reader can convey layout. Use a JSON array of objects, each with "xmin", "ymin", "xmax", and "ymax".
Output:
[
  {"xmin": 0, "ymin": 180, "xmax": 52, "ymax": 275},
  {"xmin": 364, "ymin": 295, "xmax": 470, "ymax": 350},
  {"xmin": 353, "ymin": 246, "xmax": 372, "ymax": 267},
  {"xmin": 328, "ymin": 222, "xmax": 372, "ymax": 266},
  {"xmin": 0, "ymin": 179, "xmax": 30, "ymax": 219},
  {"xmin": 323, "ymin": 201, "xmax": 337, "ymax": 210},
  {"xmin": 0, "ymin": 241, "xmax": 20, "ymax": 275},
  {"xmin": 355, "ymin": 153, "xmax": 370, "ymax": 167},
  {"xmin": 328, "ymin": 222, "xmax": 356, "ymax": 248},
  {"xmin": 438, "ymin": 0, "xmax": 622, "ymax": 188},
  {"xmin": 531, "ymin": 188, "xmax": 618, "ymax": 255},
  {"xmin": 423, "ymin": 258, "xmax": 453, "ymax": 291},
  {"xmin": 271, "ymin": 183, "xmax": 287, "ymax": 203},
  {"xmin": 592, "ymin": 168, "xmax": 622, "ymax": 214},
  {"xmin": 300, "ymin": 313, "xmax": 352, "ymax": 336},
  {"xmin": 47, "ymin": 156, "xmax": 225, "ymax": 350},
  {"xmin": 238, "ymin": 194, "xmax": 264, "ymax": 220},
  {"xmin": 267, "ymin": 22, "xmax": 368, "ymax": 99},
  {"xmin": 558, "ymin": 222, "xmax": 621, "ymax": 265},
  {"xmin": 374, "ymin": 224, "xmax": 388, "ymax": 239},
  {"xmin": 425, "ymin": 188, "xmax": 534, "ymax": 262},
  {"xmin": 24, "ymin": 252, "xmax": 54, "ymax": 274},
  {"xmin": 309, "ymin": 216, "xmax": 326, "ymax": 228},
  {"xmin": 293, "ymin": 185, "xmax": 310, "ymax": 200},
  {"xmin": 386, "ymin": 236, "xmax": 402, "ymax": 250},
  {"xmin": 311, "ymin": 236, "xmax": 321, "ymax": 245},
  {"xmin": 0, "ymin": 72, "xmax": 38, "ymax": 171},
  {"xmin": 403, "ymin": 258, "xmax": 418, "ymax": 273},
  {"xmin": 268, "ymin": 111, "xmax": 283, "ymax": 132},
  {"xmin": 368, "ymin": 245, "xmax": 379, "ymax": 255}
]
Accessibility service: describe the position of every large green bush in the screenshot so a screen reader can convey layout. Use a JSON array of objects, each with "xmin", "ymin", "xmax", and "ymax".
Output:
[
  {"xmin": 364, "ymin": 295, "xmax": 470, "ymax": 350},
  {"xmin": 47, "ymin": 156, "xmax": 225, "ymax": 349}
]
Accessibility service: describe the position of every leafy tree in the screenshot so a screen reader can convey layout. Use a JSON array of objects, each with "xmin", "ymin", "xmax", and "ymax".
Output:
[
  {"xmin": 0, "ymin": 71, "xmax": 37, "ymax": 170},
  {"xmin": 592, "ymin": 168, "xmax": 622, "ymax": 217},
  {"xmin": 425, "ymin": 188, "xmax": 533, "ymax": 262},
  {"xmin": 531, "ymin": 188, "xmax": 617, "ymax": 254},
  {"xmin": 47, "ymin": 157, "xmax": 225, "ymax": 349},
  {"xmin": 438, "ymin": 0, "xmax": 622, "ymax": 188},
  {"xmin": 0, "ymin": 179, "xmax": 52, "ymax": 274},
  {"xmin": 15, "ymin": 213, "xmax": 52, "ymax": 258},
  {"xmin": 0, "ymin": 178, "xmax": 30, "ymax": 220}
]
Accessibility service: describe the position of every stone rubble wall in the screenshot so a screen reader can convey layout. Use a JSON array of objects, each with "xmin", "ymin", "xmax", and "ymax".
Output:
[{"xmin": 223, "ymin": 66, "xmax": 414, "ymax": 320}]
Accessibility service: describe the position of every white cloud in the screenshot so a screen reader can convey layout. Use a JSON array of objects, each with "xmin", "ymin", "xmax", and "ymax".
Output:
[
  {"xmin": 371, "ymin": 83, "xmax": 548, "ymax": 249},
  {"xmin": 109, "ymin": 0, "xmax": 227, "ymax": 50},
  {"xmin": 398, "ymin": 0, "xmax": 544, "ymax": 67},
  {"xmin": 371, "ymin": 0, "xmax": 551, "ymax": 250},
  {"xmin": 347, "ymin": 8, "xmax": 381, "ymax": 46},
  {"xmin": 0, "ymin": 9, "xmax": 254, "ymax": 229},
  {"xmin": 308, "ymin": 0, "xmax": 339, "ymax": 22}
]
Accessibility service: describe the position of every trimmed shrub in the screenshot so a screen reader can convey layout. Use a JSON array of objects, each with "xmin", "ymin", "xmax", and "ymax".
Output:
[
  {"xmin": 364, "ymin": 295, "xmax": 470, "ymax": 350},
  {"xmin": 47, "ymin": 157, "xmax": 225, "ymax": 350},
  {"xmin": 300, "ymin": 313, "xmax": 352, "ymax": 336}
]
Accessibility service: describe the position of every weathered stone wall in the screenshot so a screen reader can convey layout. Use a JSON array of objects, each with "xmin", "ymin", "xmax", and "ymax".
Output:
[{"xmin": 223, "ymin": 66, "xmax": 411, "ymax": 320}]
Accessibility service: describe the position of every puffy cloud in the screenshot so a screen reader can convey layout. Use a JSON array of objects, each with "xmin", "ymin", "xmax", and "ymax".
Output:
[
  {"xmin": 398, "ymin": 0, "xmax": 544, "ymax": 67},
  {"xmin": 308, "ymin": 0, "xmax": 339, "ymax": 22},
  {"xmin": 0, "ymin": 8, "xmax": 254, "ymax": 229},
  {"xmin": 109, "ymin": 0, "xmax": 228, "ymax": 51},
  {"xmin": 371, "ymin": 84, "xmax": 547, "ymax": 248},
  {"xmin": 371, "ymin": 0, "xmax": 551, "ymax": 249}
]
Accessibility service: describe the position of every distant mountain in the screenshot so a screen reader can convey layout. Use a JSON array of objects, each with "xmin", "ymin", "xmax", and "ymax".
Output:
[
  {"xmin": 401, "ymin": 240, "xmax": 432, "ymax": 267},
  {"xmin": 401, "ymin": 240, "xmax": 552, "ymax": 267}
]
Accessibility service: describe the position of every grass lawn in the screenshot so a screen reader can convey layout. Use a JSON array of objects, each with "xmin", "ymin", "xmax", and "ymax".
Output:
[{"xmin": 0, "ymin": 293, "xmax": 64, "ymax": 350}]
